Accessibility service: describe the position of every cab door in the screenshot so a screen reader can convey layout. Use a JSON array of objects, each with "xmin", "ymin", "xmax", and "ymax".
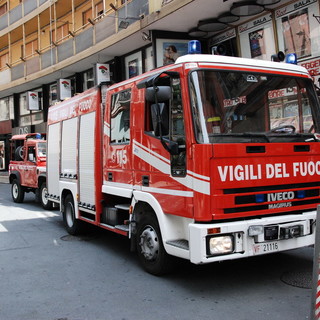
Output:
[
  {"xmin": 104, "ymin": 87, "xmax": 134, "ymax": 188},
  {"xmin": 23, "ymin": 145, "xmax": 37, "ymax": 188}
]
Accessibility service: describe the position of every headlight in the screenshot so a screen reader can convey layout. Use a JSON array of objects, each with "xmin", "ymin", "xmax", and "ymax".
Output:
[{"xmin": 207, "ymin": 235, "xmax": 233, "ymax": 256}]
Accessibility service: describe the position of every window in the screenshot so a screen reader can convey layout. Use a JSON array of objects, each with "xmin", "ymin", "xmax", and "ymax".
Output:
[
  {"xmin": 0, "ymin": 97, "xmax": 11, "ymax": 121},
  {"xmin": 110, "ymin": 90, "xmax": 131, "ymax": 144},
  {"xmin": 276, "ymin": 1, "xmax": 319, "ymax": 60},
  {"xmin": 0, "ymin": 53, "xmax": 8, "ymax": 70},
  {"xmin": 238, "ymin": 14, "xmax": 275, "ymax": 60},
  {"xmin": 83, "ymin": 8, "xmax": 92, "ymax": 25},
  {"xmin": 52, "ymin": 24, "xmax": 69, "ymax": 43},
  {"xmin": 83, "ymin": 69, "xmax": 94, "ymax": 90},
  {"xmin": 23, "ymin": 39, "xmax": 38, "ymax": 58},
  {"xmin": 49, "ymin": 83, "xmax": 58, "ymax": 106},
  {"xmin": 96, "ymin": 1, "xmax": 104, "ymax": 17},
  {"xmin": 0, "ymin": 3, "xmax": 7, "ymax": 17}
]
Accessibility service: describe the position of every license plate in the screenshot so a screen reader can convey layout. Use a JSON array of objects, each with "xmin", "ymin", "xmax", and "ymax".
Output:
[{"xmin": 253, "ymin": 241, "xmax": 279, "ymax": 255}]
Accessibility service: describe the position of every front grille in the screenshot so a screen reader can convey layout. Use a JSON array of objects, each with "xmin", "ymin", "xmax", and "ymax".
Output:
[
  {"xmin": 222, "ymin": 182, "xmax": 320, "ymax": 215},
  {"xmin": 223, "ymin": 181, "xmax": 320, "ymax": 194}
]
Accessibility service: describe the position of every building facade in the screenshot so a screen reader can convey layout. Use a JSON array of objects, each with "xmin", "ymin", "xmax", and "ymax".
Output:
[{"xmin": 0, "ymin": 0, "xmax": 319, "ymax": 170}]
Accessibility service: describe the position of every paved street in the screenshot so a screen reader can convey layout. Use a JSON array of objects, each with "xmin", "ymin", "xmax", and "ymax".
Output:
[{"xmin": 0, "ymin": 180, "xmax": 315, "ymax": 320}]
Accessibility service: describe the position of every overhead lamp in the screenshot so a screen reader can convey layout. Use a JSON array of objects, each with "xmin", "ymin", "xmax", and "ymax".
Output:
[
  {"xmin": 188, "ymin": 27, "xmax": 208, "ymax": 38},
  {"xmin": 198, "ymin": 19, "xmax": 228, "ymax": 32},
  {"xmin": 256, "ymin": 0, "xmax": 280, "ymax": 5},
  {"xmin": 142, "ymin": 31, "xmax": 151, "ymax": 41},
  {"xmin": 119, "ymin": 20, "xmax": 130, "ymax": 29},
  {"xmin": 230, "ymin": 1, "xmax": 264, "ymax": 16},
  {"xmin": 217, "ymin": 12, "xmax": 240, "ymax": 24}
]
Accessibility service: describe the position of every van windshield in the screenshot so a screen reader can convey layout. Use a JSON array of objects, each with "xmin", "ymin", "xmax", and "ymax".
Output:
[{"xmin": 189, "ymin": 70, "xmax": 320, "ymax": 143}]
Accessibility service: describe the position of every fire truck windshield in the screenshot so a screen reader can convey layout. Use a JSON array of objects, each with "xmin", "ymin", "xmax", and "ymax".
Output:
[
  {"xmin": 37, "ymin": 142, "xmax": 47, "ymax": 157},
  {"xmin": 189, "ymin": 70, "xmax": 320, "ymax": 143}
]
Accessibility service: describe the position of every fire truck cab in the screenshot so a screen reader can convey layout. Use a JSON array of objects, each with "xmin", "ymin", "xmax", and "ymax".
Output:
[{"xmin": 9, "ymin": 133, "xmax": 53, "ymax": 210}]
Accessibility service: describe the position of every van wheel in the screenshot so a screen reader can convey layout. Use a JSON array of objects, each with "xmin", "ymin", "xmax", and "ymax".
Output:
[
  {"xmin": 63, "ymin": 194, "xmax": 82, "ymax": 235},
  {"xmin": 11, "ymin": 179, "xmax": 25, "ymax": 203},
  {"xmin": 40, "ymin": 182, "xmax": 53, "ymax": 210},
  {"xmin": 136, "ymin": 213, "xmax": 174, "ymax": 275}
]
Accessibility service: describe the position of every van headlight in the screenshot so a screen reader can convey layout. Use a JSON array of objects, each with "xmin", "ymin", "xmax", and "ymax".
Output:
[{"xmin": 207, "ymin": 235, "xmax": 233, "ymax": 256}]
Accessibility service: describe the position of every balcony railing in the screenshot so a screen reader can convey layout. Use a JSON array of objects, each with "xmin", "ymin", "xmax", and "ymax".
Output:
[
  {"xmin": 0, "ymin": 0, "xmax": 51, "ymax": 32},
  {"xmin": 0, "ymin": 0, "xmax": 149, "ymax": 85}
]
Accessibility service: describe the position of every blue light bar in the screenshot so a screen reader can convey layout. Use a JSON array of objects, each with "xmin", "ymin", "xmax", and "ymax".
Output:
[
  {"xmin": 285, "ymin": 53, "xmax": 297, "ymax": 65},
  {"xmin": 188, "ymin": 40, "xmax": 201, "ymax": 54}
]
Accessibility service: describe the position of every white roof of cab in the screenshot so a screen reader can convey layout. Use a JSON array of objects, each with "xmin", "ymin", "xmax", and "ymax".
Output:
[{"xmin": 175, "ymin": 54, "xmax": 309, "ymax": 76}]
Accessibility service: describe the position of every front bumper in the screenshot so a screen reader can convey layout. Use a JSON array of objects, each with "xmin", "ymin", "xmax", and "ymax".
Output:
[{"xmin": 189, "ymin": 211, "xmax": 316, "ymax": 264}]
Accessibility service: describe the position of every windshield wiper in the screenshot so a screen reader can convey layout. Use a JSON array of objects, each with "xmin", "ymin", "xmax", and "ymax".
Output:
[{"xmin": 209, "ymin": 132, "xmax": 270, "ymax": 142}]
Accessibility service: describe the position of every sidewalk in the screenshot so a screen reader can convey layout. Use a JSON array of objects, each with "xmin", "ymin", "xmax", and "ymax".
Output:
[{"xmin": 0, "ymin": 171, "xmax": 9, "ymax": 184}]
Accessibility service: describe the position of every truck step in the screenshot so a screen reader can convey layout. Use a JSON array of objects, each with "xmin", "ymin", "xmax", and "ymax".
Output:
[
  {"xmin": 115, "ymin": 225, "xmax": 129, "ymax": 232},
  {"xmin": 166, "ymin": 239, "xmax": 189, "ymax": 250},
  {"xmin": 114, "ymin": 204, "xmax": 131, "ymax": 211}
]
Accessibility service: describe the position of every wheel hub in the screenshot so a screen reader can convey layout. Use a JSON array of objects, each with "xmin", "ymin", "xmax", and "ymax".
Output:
[{"xmin": 139, "ymin": 226, "xmax": 159, "ymax": 261}]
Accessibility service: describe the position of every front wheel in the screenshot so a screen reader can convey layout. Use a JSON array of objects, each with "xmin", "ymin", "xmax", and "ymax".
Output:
[
  {"xmin": 63, "ymin": 194, "xmax": 83, "ymax": 235},
  {"xmin": 136, "ymin": 213, "xmax": 174, "ymax": 275},
  {"xmin": 11, "ymin": 179, "xmax": 25, "ymax": 203},
  {"xmin": 40, "ymin": 182, "xmax": 53, "ymax": 210}
]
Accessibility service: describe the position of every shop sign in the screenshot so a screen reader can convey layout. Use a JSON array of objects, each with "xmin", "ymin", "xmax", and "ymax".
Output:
[
  {"xmin": 275, "ymin": 0, "xmax": 317, "ymax": 18},
  {"xmin": 211, "ymin": 29, "xmax": 236, "ymax": 45},
  {"xmin": 239, "ymin": 14, "xmax": 272, "ymax": 33},
  {"xmin": 301, "ymin": 58, "xmax": 320, "ymax": 77},
  {"xmin": 27, "ymin": 91, "xmax": 39, "ymax": 111},
  {"xmin": 58, "ymin": 79, "xmax": 72, "ymax": 100},
  {"xmin": 96, "ymin": 63, "xmax": 110, "ymax": 84}
]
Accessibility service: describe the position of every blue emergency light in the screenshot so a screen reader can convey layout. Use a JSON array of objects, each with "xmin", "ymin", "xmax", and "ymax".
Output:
[
  {"xmin": 188, "ymin": 40, "xmax": 201, "ymax": 54},
  {"xmin": 255, "ymin": 194, "xmax": 265, "ymax": 203},
  {"xmin": 285, "ymin": 53, "xmax": 298, "ymax": 65},
  {"xmin": 297, "ymin": 190, "xmax": 306, "ymax": 199}
]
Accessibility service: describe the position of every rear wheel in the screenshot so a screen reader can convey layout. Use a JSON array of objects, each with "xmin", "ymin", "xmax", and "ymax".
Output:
[
  {"xmin": 136, "ymin": 213, "xmax": 174, "ymax": 275},
  {"xmin": 11, "ymin": 179, "xmax": 25, "ymax": 203},
  {"xmin": 63, "ymin": 194, "xmax": 82, "ymax": 235},
  {"xmin": 40, "ymin": 182, "xmax": 53, "ymax": 210}
]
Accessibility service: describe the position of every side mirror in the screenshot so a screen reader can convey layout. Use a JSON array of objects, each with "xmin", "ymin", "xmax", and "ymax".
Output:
[
  {"xmin": 28, "ymin": 153, "xmax": 35, "ymax": 162},
  {"xmin": 146, "ymin": 86, "xmax": 171, "ymax": 103}
]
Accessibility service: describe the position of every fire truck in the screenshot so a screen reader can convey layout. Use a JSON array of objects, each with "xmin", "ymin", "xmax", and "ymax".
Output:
[
  {"xmin": 9, "ymin": 133, "xmax": 53, "ymax": 210},
  {"xmin": 46, "ymin": 46, "xmax": 320, "ymax": 275}
]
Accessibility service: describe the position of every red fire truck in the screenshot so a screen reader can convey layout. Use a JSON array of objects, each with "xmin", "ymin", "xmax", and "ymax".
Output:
[
  {"xmin": 47, "ymin": 50, "xmax": 320, "ymax": 275},
  {"xmin": 9, "ymin": 133, "xmax": 53, "ymax": 210}
]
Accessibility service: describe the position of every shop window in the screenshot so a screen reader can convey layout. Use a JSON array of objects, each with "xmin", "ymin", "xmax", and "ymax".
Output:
[
  {"xmin": 110, "ymin": 90, "xmax": 131, "ymax": 144},
  {"xmin": 0, "ymin": 96, "xmax": 14, "ymax": 121},
  {"xmin": 19, "ymin": 91, "xmax": 43, "ymax": 126},
  {"xmin": 83, "ymin": 69, "xmax": 94, "ymax": 90},
  {"xmin": 238, "ymin": 14, "xmax": 275, "ymax": 60},
  {"xmin": 0, "ymin": 98, "xmax": 10, "ymax": 121},
  {"xmin": 49, "ymin": 83, "xmax": 58, "ymax": 106},
  {"xmin": 276, "ymin": 2, "xmax": 315, "ymax": 60}
]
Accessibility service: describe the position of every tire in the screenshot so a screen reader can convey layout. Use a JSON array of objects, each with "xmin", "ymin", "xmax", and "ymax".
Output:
[
  {"xmin": 11, "ymin": 179, "xmax": 25, "ymax": 203},
  {"xmin": 63, "ymin": 194, "xmax": 82, "ymax": 235},
  {"xmin": 15, "ymin": 146, "xmax": 24, "ymax": 161},
  {"xmin": 40, "ymin": 182, "xmax": 53, "ymax": 210},
  {"xmin": 136, "ymin": 213, "xmax": 174, "ymax": 275}
]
